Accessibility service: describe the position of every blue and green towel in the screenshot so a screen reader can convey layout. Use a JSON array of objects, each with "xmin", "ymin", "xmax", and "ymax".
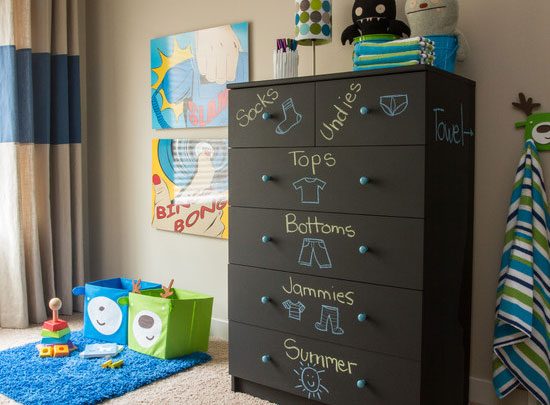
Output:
[
  {"xmin": 493, "ymin": 139, "xmax": 550, "ymax": 404},
  {"xmin": 352, "ymin": 36, "xmax": 435, "ymax": 71}
]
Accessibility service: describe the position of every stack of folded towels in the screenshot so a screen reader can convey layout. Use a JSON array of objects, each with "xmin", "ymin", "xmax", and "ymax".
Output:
[{"xmin": 353, "ymin": 36, "xmax": 435, "ymax": 71}]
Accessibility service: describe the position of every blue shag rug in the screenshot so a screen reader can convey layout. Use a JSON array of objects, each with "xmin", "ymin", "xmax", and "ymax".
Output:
[{"xmin": 0, "ymin": 330, "xmax": 211, "ymax": 404}]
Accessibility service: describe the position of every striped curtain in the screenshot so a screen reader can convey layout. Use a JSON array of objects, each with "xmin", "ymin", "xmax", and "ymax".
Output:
[{"xmin": 0, "ymin": 0, "xmax": 84, "ymax": 328}]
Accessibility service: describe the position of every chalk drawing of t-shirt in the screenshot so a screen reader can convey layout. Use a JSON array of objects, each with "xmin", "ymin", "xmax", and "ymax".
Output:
[
  {"xmin": 282, "ymin": 300, "xmax": 306, "ymax": 321},
  {"xmin": 293, "ymin": 177, "xmax": 326, "ymax": 204}
]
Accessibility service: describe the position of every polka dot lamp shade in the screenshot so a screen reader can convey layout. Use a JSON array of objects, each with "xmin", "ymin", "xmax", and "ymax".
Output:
[{"xmin": 295, "ymin": 0, "xmax": 332, "ymax": 45}]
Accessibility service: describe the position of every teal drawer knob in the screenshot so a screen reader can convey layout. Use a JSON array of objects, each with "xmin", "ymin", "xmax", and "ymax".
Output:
[
  {"xmin": 261, "ymin": 174, "xmax": 272, "ymax": 183},
  {"xmin": 359, "ymin": 245, "xmax": 369, "ymax": 255},
  {"xmin": 357, "ymin": 313, "xmax": 368, "ymax": 322},
  {"xmin": 360, "ymin": 106, "xmax": 369, "ymax": 116},
  {"xmin": 356, "ymin": 379, "xmax": 367, "ymax": 389},
  {"xmin": 261, "ymin": 354, "xmax": 271, "ymax": 363},
  {"xmin": 261, "ymin": 296, "xmax": 271, "ymax": 304},
  {"xmin": 359, "ymin": 176, "xmax": 370, "ymax": 186},
  {"xmin": 261, "ymin": 235, "xmax": 271, "ymax": 243},
  {"xmin": 262, "ymin": 112, "xmax": 271, "ymax": 120}
]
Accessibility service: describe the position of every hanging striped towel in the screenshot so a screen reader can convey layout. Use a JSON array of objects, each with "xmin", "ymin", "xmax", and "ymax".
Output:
[{"xmin": 493, "ymin": 139, "xmax": 550, "ymax": 404}]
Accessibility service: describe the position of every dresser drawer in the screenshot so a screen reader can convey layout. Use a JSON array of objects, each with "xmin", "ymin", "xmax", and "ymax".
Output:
[
  {"xmin": 229, "ymin": 322, "xmax": 421, "ymax": 405},
  {"xmin": 229, "ymin": 207, "xmax": 424, "ymax": 289},
  {"xmin": 229, "ymin": 265, "xmax": 422, "ymax": 360},
  {"xmin": 229, "ymin": 83, "xmax": 315, "ymax": 148},
  {"xmin": 315, "ymin": 72, "xmax": 426, "ymax": 146},
  {"xmin": 230, "ymin": 145, "xmax": 425, "ymax": 217}
]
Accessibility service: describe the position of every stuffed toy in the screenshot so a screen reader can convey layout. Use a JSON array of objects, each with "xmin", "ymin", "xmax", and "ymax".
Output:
[
  {"xmin": 404, "ymin": 0, "xmax": 468, "ymax": 61},
  {"xmin": 341, "ymin": 0, "xmax": 411, "ymax": 45}
]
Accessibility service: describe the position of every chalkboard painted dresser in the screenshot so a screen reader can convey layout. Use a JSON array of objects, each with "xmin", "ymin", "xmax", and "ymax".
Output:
[{"xmin": 227, "ymin": 66, "xmax": 475, "ymax": 405}]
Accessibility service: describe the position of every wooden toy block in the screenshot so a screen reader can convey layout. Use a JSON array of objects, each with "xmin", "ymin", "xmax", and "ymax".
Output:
[
  {"xmin": 39, "ymin": 346, "xmax": 53, "ymax": 358},
  {"xmin": 111, "ymin": 360, "xmax": 124, "ymax": 368},
  {"xmin": 41, "ymin": 327, "xmax": 70, "ymax": 339},
  {"xmin": 53, "ymin": 345, "xmax": 69, "ymax": 357},
  {"xmin": 42, "ymin": 319, "xmax": 68, "ymax": 332},
  {"xmin": 101, "ymin": 360, "xmax": 112, "ymax": 368}
]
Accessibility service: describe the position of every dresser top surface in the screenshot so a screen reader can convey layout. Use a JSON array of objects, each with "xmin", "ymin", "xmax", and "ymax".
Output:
[{"xmin": 227, "ymin": 65, "xmax": 475, "ymax": 90}]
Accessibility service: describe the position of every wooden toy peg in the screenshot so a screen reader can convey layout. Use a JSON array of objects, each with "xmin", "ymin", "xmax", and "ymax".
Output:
[
  {"xmin": 160, "ymin": 279, "xmax": 174, "ymax": 298},
  {"xmin": 49, "ymin": 298, "xmax": 62, "ymax": 323},
  {"xmin": 132, "ymin": 278, "xmax": 142, "ymax": 294}
]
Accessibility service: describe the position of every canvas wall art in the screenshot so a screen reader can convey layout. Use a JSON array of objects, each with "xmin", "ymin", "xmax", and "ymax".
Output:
[
  {"xmin": 150, "ymin": 22, "xmax": 249, "ymax": 129},
  {"xmin": 152, "ymin": 138, "xmax": 228, "ymax": 239}
]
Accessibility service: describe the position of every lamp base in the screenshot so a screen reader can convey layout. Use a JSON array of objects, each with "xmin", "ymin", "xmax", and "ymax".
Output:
[{"xmin": 312, "ymin": 40, "xmax": 316, "ymax": 75}]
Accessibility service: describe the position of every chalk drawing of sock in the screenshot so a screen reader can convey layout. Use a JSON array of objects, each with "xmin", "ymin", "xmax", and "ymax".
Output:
[
  {"xmin": 379, "ymin": 94, "xmax": 409, "ymax": 117},
  {"xmin": 276, "ymin": 98, "xmax": 302, "ymax": 135},
  {"xmin": 315, "ymin": 305, "xmax": 344, "ymax": 335}
]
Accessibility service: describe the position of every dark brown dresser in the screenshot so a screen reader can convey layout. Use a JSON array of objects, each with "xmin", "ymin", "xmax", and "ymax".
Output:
[{"xmin": 227, "ymin": 66, "xmax": 475, "ymax": 405}]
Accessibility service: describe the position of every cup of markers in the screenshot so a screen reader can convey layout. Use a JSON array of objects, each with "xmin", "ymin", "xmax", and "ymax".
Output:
[{"xmin": 273, "ymin": 38, "xmax": 299, "ymax": 79}]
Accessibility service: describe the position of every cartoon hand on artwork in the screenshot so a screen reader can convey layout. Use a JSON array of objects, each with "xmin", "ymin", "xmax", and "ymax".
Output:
[
  {"xmin": 152, "ymin": 174, "xmax": 226, "ymax": 238},
  {"xmin": 195, "ymin": 25, "xmax": 242, "ymax": 84}
]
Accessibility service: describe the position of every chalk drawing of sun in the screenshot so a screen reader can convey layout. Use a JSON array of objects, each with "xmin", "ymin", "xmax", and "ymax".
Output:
[{"xmin": 294, "ymin": 362, "xmax": 329, "ymax": 400}]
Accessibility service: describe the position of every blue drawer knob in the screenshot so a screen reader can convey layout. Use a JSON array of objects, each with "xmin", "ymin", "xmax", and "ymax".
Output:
[
  {"xmin": 359, "ymin": 245, "xmax": 369, "ymax": 255},
  {"xmin": 359, "ymin": 176, "xmax": 370, "ymax": 186},
  {"xmin": 356, "ymin": 379, "xmax": 367, "ymax": 389},
  {"xmin": 261, "ymin": 354, "xmax": 271, "ymax": 363},
  {"xmin": 261, "ymin": 235, "xmax": 272, "ymax": 244},
  {"xmin": 262, "ymin": 112, "xmax": 272, "ymax": 120},
  {"xmin": 360, "ymin": 106, "xmax": 369, "ymax": 116},
  {"xmin": 261, "ymin": 296, "xmax": 271, "ymax": 304},
  {"xmin": 261, "ymin": 174, "xmax": 272, "ymax": 183},
  {"xmin": 357, "ymin": 313, "xmax": 368, "ymax": 322}
]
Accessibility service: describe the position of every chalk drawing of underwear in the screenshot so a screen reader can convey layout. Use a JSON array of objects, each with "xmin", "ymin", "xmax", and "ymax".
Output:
[
  {"xmin": 379, "ymin": 94, "xmax": 409, "ymax": 117},
  {"xmin": 298, "ymin": 238, "xmax": 332, "ymax": 269}
]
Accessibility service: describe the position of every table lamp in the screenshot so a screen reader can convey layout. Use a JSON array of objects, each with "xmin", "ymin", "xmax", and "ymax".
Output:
[{"xmin": 295, "ymin": 0, "xmax": 332, "ymax": 75}]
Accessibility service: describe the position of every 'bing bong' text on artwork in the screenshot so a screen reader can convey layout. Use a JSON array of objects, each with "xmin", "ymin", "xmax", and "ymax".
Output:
[
  {"xmin": 150, "ymin": 22, "xmax": 249, "ymax": 129},
  {"xmin": 152, "ymin": 138, "xmax": 228, "ymax": 239}
]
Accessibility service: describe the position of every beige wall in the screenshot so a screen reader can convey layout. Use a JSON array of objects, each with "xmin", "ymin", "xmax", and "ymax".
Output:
[{"xmin": 85, "ymin": 1, "xmax": 550, "ymax": 403}]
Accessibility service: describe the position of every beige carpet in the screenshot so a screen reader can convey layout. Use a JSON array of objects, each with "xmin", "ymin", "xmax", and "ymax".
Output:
[{"xmin": 0, "ymin": 315, "xmax": 271, "ymax": 405}]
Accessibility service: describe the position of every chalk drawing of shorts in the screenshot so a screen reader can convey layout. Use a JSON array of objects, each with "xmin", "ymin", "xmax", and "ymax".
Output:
[
  {"xmin": 298, "ymin": 238, "xmax": 332, "ymax": 269},
  {"xmin": 379, "ymin": 94, "xmax": 409, "ymax": 117}
]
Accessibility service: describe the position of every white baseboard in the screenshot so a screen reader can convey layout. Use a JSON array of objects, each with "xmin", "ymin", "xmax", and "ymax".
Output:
[
  {"xmin": 210, "ymin": 317, "xmax": 228, "ymax": 340},
  {"xmin": 469, "ymin": 376, "xmax": 536, "ymax": 405}
]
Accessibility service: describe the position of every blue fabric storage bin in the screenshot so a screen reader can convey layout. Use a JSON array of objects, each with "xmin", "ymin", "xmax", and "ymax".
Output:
[{"xmin": 73, "ymin": 278, "xmax": 161, "ymax": 344}]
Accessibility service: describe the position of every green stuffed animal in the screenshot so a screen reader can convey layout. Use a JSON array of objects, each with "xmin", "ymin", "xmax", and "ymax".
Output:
[{"xmin": 404, "ymin": 0, "xmax": 468, "ymax": 61}]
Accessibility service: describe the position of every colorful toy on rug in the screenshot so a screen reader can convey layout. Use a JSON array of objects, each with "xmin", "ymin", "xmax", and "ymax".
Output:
[
  {"xmin": 101, "ymin": 359, "xmax": 124, "ymax": 369},
  {"xmin": 128, "ymin": 279, "xmax": 214, "ymax": 359},
  {"xmin": 352, "ymin": 35, "xmax": 435, "ymax": 71},
  {"xmin": 405, "ymin": 0, "xmax": 469, "ymax": 72},
  {"xmin": 341, "ymin": 0, "xmax": 410, "ymax": 45},
  {"xmin": 79, "ymin": 343, "xmax": 124, "ymax": 358},
  {"xmin": 37, "ymin": 298, "xmax": 76, "ymax": 358},
  {"xmin": 72, "ymin": 277, "xmax": 161, "ymax": 345}
]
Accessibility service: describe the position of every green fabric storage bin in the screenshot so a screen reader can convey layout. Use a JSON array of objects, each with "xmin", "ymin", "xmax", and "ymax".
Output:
[{"xmin": 128, "ymin": 288, "xmax": 213, "ymax": 359}]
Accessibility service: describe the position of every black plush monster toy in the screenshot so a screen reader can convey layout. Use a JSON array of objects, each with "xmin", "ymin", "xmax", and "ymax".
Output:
[{"xmin": 341, "ymin": 0, "xmax": 411, "ymax": 45}]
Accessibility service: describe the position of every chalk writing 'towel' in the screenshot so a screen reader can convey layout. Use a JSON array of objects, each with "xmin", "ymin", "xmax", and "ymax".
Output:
[{"xmin": 433, "ymin": 104, "xmax": 474, "ymax": 146}]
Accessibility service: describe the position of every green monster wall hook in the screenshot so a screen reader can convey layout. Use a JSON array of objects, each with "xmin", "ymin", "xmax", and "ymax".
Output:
[{"xmin": 513, "ymin": 93, "xmax": 550, "ymax": 151}]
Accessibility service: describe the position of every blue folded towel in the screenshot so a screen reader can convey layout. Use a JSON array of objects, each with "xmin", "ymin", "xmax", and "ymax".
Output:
[
  {"xmin": 354, "ymin": 50, "xmax": 434, "ymax": 66},
  {"xmin": 353, "ymin": 60, "xmax": 429, "ymax": 71},
  {"xmin": 354, "ymin": 36, "xmax": 434, "ymax": 56}
]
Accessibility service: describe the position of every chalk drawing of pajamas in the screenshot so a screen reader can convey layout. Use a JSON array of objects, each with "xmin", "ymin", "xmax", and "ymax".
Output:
[
  {"xmin": 293, "ymin": 177, "xmax": 326, "ymax": 204},
  {"xmin": 282, "ymin": 300, "xmax": 306, "ymax": 321},
  {"xmin": 298, "ymin": 238, "xmax": 332, "ymax": 269}
]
